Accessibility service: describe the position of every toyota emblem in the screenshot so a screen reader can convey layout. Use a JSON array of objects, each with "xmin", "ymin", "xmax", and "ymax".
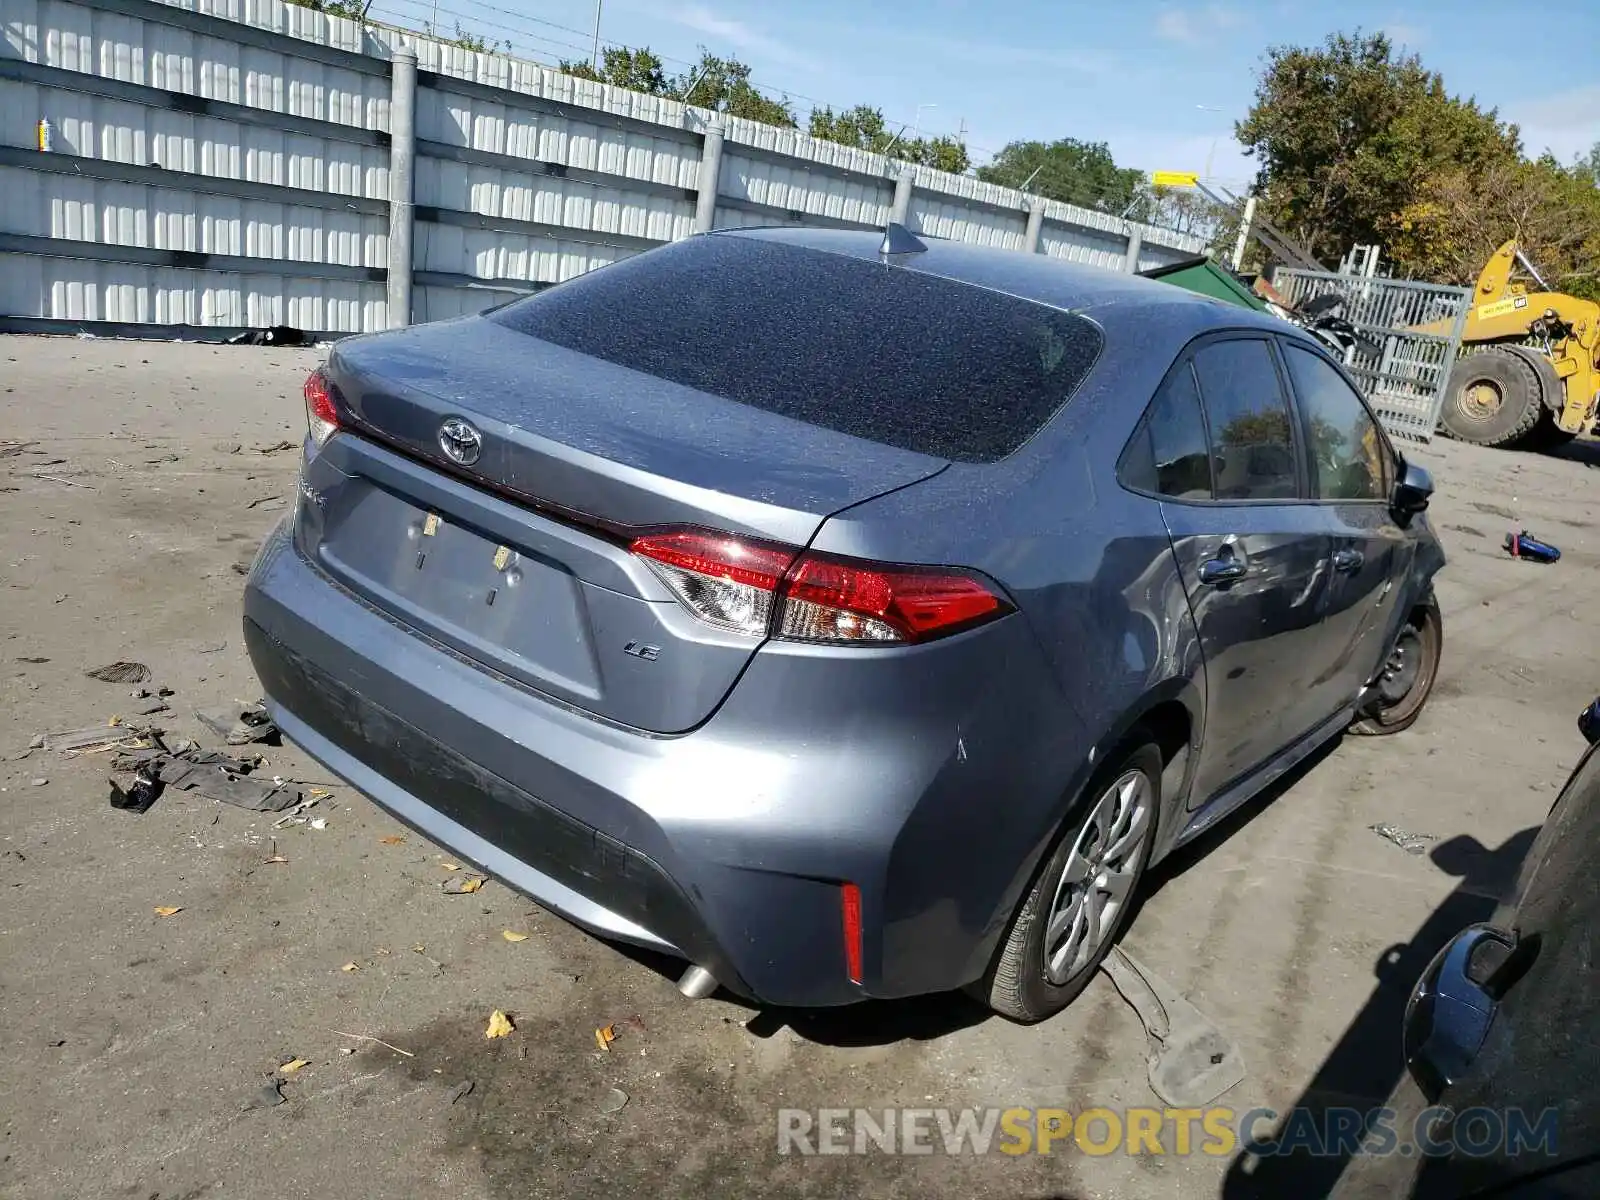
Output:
[{"xmin": 438, "ymin": 417, "xmax": 483, "ymax": 466}]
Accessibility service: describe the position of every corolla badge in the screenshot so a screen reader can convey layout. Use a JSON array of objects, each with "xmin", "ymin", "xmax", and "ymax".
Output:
[{"xmin": 438, "ymin": 417, "xmax": 483, "ymax": 466}]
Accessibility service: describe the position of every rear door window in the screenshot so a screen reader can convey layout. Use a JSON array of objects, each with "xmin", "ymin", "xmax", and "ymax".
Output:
[
  {"xmin": 1191, "ymin": 339, "xmax": 1300, "ymax": 501},
  {"xmin": 487, "ymin": 234, "xmax": 1104, "ymax": 463},
  {"xmin": 1119, "ymin": 363, "xmax": 1214, "ymax": 500},
  {"xmin": 1283, "ymin": 345, "xmax": 1393, "ymax": 501}
]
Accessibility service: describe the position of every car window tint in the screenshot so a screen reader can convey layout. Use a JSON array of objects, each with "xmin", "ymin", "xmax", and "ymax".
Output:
[
  {"xmin": 1285, "ymin": 346, "xmax": 1390, "ymax": 501},
  {"xmin": 1121, "ymin": 364, "xmax": 1213, "ymax": 499},
  {"xmin": 1191, "ymin": 339, "xmax": 1298, "ymax": 500},
  {"xmin": 488, "ymin": 235, "xmax": 1104, "ymax": 464}
]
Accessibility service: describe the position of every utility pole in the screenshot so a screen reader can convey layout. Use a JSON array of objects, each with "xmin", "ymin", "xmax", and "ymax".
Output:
[
  {"xmin": 1231, "ymin": 194, "xmax": 1257, "ymax": 271},
  {"xmin": 591, "ymin": 0, "xmax": 603, "ymax": 68}
]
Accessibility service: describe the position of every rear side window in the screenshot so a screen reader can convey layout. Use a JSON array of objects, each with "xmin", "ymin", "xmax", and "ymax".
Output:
[
  {"xmin": 1191, "ymin": 339, "xmax": 1299, "ymax": 501},
  {"xmin": 1284, "ymin": 345, "xmax": 1392, "ymax": 501},
  {"xmin": 488, "ymin": 235, "xmax": 1103, "ymax": 463},
  {"xmin": 1120, "ymin": 363, "xmax": 1214, "ymax": 499}
]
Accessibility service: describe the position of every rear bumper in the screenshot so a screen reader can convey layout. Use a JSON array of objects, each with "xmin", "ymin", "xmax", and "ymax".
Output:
[{"xmin": 244, "ymin": 517, "xmax": 1081, "ymax": 1007}]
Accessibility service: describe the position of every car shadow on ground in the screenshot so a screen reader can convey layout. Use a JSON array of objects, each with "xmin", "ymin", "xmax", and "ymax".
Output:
[
  {"xmin": 1215, "ymin": 822, "xmax": 1540, "ymax": 1199},
  {"xmin": 1548, "ymin": 438, "xmax": 1600, "ymax": 469},
  {"xmin": 604, "ymin": 941, "xmax": 995, "ymax": 1044}
]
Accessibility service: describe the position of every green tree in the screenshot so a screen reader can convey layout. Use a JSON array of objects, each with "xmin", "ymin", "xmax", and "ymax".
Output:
[
  {"xmin": 283, "ymin": 0, "xmax": 364, "ymax": 19},
  {"xmin": 1235, "ymin": 31, "xmax": 1520, "ymax": 264},
  {"xmin": 1145, "ymin": 185, "xmax": 1240, "ymax": 250},
  {"xmin": 559, "ymin": 47, "xmax": 669, "ymax": 94},
  {"xmin": 560, "ymin": 47, "xmax": 794, "ymax": 125},
  {"xmin": 975, "ymin": 138, "xmax": 1147, "ymax": 214},
  {"xmin": 1240, "ymin": 29, "xmax": 1600, "ymax": 298},
  {"xmin": 807, "ymin": 105, "xmax": 970, "ymax": 173},
  {"xmin": 672, "ymin": 49, "xmax": 796, "ymax": 127}
]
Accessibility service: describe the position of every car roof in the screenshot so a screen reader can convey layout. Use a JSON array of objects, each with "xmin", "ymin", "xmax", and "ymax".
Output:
[{"xmin": 716, "ymin": 226, "xmax": 1290, "ymax": 344}]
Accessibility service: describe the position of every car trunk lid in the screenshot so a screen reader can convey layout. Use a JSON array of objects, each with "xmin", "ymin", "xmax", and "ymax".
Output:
[{"xmin": 300, "ymin": 317, "xmax": 947, "ymax": 733}]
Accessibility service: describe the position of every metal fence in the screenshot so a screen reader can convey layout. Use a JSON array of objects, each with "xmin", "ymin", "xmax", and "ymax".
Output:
[{"xmin": 1273, "ymin": 269, "xmax": 1471, "ymax": 443}]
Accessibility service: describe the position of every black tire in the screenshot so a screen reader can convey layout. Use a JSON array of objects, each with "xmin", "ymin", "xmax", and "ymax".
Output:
[
  {"xmin": 1440, "ymin": 349, "xmax": 1543, "ymax": 447},
  {"xmin": 977, "ymin": 740, "xmax": 1162, "ymax": 1023},
  {"xmin": 1350, "ymin": 597, "xmax": 1443, "ymax": 736},
  {"xmin": 1499, "ymin": 346, "xmax": 1573, "ymax": 451}
]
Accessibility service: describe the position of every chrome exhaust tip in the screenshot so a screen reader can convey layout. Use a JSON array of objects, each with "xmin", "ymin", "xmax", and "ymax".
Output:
[{"xmin": 676, "ymin": 964, "xmax": 718, "ymax": 1000}]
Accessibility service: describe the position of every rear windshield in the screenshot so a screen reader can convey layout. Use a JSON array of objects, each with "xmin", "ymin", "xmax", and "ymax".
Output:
[{"xmin": 488, "ymin": 234, "xmax": 1103, "ymax": 463}]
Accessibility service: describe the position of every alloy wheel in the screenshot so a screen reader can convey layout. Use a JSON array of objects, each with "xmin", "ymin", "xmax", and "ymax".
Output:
[{"xmin": 1042, "ymin": 769, "xmax": 1153, "ymax": 986}]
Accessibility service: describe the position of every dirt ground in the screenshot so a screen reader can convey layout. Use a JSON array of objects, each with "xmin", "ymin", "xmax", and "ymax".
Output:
[{"xmin": 1, "ymin": 334, "xmax": 1596, "ymax": 1200}]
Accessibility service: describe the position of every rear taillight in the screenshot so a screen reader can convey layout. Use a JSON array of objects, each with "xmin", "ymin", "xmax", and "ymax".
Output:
[
  {"xmin": 629, "ymin": 531, "xmax": 795, "ymax": 636},
  {"xmin": 304, "ymin": 368, "xmax": 339, "ymax": 448},
  {"xmin": 629, "ymin": 529, "xmax": 1010, "ymax": 645}
]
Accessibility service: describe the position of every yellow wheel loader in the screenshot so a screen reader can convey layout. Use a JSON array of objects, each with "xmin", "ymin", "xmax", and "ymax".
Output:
[{"xmin": 1434, "ymin": 241, "xmax": 1600, "ymax": 447}]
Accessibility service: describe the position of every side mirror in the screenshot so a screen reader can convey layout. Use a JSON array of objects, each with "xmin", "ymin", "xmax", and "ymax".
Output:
[{"xmin": 1392, "ymin": 457, "xmax": 1433, "ymax": 525}]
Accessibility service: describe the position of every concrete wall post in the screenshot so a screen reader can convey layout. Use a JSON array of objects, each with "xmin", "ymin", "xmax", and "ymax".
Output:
[
  {"xmin": 1123, "ymin": 226, "xmax": 1143, "ymax": 274},
  {"xmin": 1023, "ymin": 200, "xmax": 1044, "ymax": 254},
  {"xmin": 386, "ymin": 47, "xmax": 418, "ymax": 328},
  {"xmin": 694, "ymin": 120, "xmax": 724, "ymax": 233},
  {"xmin": 890, "ymin": 167, "xmax": 915, "ymax": 226}
]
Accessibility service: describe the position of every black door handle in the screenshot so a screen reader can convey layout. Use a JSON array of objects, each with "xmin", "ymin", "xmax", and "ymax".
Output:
[
  {"xmin": 1198, "ymin": 554, "xmax": 1248, "ymax": 585},
  {"xmin": 1332, "ymin": 548, "xmax": 1365, "ymax": 574}
]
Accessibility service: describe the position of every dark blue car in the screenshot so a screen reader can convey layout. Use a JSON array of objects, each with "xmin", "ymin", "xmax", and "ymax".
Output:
[{"xmin": 244, "ymin": 227, "xmax": 1445, "ymax": 1021}]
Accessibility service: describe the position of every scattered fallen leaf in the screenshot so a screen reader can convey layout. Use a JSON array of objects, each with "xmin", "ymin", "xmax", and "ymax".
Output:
[
  {"xmin": 309, "ymin": 818, "xmax": 327, "ymax": 830},
  {"xmin": 442, "ymin": 875, "xmax": 484, "ymax": 895},
  {"xmin": 485, "ymin": 1010, "xmax": 515, "ymax": 1039},
  {"xmin": 341, "ymin": 962, "xmax": 360, "ymax": 972},
  {"xmin": 338, "ymin": 1047, "xmax": 355, "ymax": 1056},
  {"xmin": 262, "ymin": 855, "xmax": 289, "ymax": 865},
  {"xmin": 279, "ymin": 1058, "xmax": 310, "ymax": 1074},
  {"xmin": 309, "ymin": 788, "xmax": 331, "ymax": 799},
  {"xmin": 440, "ymin": 862, "xmax": 462, "ymax": 871},
  {"xmin": 449, "ymin": 1079, "xmax": 475, "ymax": 1104},
  {"xmin": 501, "ymin": 930, "xmax": 529, "ymax": 943},
  {"xmin": 379, "ymin": 835, "xmax": 407, "ymax": 846},
  {"xmin": 153, "ymin": 906, "xmax": 183, "ymax": 918},
  {"xmin": 412, "ymin": 944, "xmax": 426, "ymax": 953},
  {"xmin": 595, "ymin": 1024, "xmax": 617, "ymax": 1052},
  {"xmin": 598, "ymin": 1086, "xmax": 629, "ymax": 1115}
]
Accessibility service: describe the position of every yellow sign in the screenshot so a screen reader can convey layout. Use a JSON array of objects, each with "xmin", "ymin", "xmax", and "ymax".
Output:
[
  {"xmin": 1151, "ymin": 171, "xmax": 1199, "ymax": 188},
  {"xmin": 1475, "ymin": 296, "xmax": 1529, "ymax": 320}
]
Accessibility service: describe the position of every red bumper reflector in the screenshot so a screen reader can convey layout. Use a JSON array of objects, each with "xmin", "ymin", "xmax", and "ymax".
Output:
[{"xmin": 841, "ymin": 882, "xmax": 863, "ymax": 983}]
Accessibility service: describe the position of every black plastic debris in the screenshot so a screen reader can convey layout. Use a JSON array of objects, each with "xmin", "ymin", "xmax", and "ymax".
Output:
[
  {"xmin": 1504, "ymin": 530, "xmax": 1560, "ymax": 563},
  {"xmin": 226, "ymin": 325, "xmax": 312, "ymax": 348},
  {"xmin": 85, "ymin": 660, "xmax": 152, "ymax": 684},
  {"xmin": 1580, "ymin": 697, "xmax": 1600, "ymax": 746},
  {"xmin": 195, "ymin": 702, "xmax": 280, "ymax": 746},
  {"xmin": 109, "ymin": 762, "xmax": 164, "ymax": 814},
  {"xmin": 156, "ymin": 746, "xmax": 299, "ymax": 812}
]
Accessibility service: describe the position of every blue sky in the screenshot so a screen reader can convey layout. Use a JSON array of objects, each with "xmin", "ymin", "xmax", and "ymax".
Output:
[{"xmin": 379, "ymin": 0, "xmax": 1600, "ymax": 189}]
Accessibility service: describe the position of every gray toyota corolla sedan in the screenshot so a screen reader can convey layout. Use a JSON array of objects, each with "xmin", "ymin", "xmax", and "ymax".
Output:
[{"xmin": 244, "ymin": 226, "xmax": 1445, "ymax": 1021}]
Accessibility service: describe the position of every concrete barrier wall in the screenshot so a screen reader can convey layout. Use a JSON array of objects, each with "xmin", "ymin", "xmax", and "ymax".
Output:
[{"xmin": 0, "ymin": 0, "xmax": 1206, "ymax": 336}]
